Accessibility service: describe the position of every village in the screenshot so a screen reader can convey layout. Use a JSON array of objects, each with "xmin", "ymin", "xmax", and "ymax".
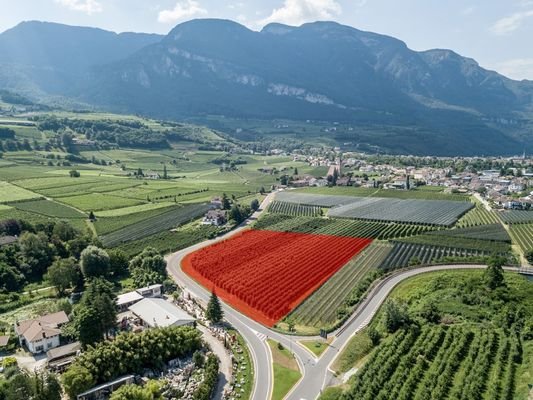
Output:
[{"xmin": 258, "ymin": 150, "xmax": 533, "ymax": 210}]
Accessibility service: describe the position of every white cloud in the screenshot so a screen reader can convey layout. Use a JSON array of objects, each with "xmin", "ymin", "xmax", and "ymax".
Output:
[
  {"xmin": 491, "ymin": 9, "xmax": 533, "ymax": 35},
  {"xmin": 493, "ymin": 58, "xmax": 533, "ymax": 80},
  {"xmin": 158, "ymin": 0, "xmax": 207, "ymax": 24},
  {"xmin": 461, "ymin": 6, "xmax": 476, "ymax": 16},
  {"xmin": 55, "ymin": 0, "xmax": 102, "ymax": 15},
  {"xmin": 259, "ymin": 0, "xmax": 342, "ymax": 27}
]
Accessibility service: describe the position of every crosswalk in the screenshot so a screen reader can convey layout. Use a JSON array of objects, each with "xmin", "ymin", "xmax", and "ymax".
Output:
[{"xmin": 248, "ymin": 327, "xmax": 268, "ymax": 341}]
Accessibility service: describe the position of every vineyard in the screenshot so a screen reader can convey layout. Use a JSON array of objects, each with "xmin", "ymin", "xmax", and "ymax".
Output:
[
  {"xmin": 508, "ymin": 223, "xmax": 533, "ymax": 253},
  {"xmin": 397, "ymin": 233, "xmax": 511, "ymax": 254},
  {"xmin": 329, "ymin": 197, "xmax": 473, "ymax": 226},
  {"xmin": 268, "ymin": 201, "xmax": 322, "ymax": 217},
  {"xmin": 13, "ymin": 199, "xmax": 87, "ymax": 219},
  {"xmin": 255, "ymin": 214, "xmax": 437, "ymax": 240},
  {"xmin": 182, "ymin": 229, "xmax": 372, "ymax": 326},
  {"xmin": 343, "ymin": 326, "xmax": 521, "ymax": 400},
  {"xmin": 275, "ymin": 192, "xmax": 361, "ymax": 207},
  {"xmin": 456, "ymin": 204, "xmax": 500, "ymax": 227},
  {"xmin": 426, "ymin": 223, "xmax": 511, "ymax": 243},
  {"xmin": 380, "ymin": 242, "xmax": 488, "ymax": 269},
  {"xmin": 288, "ymin": 242, "xmax": 392, "ymax": 329},
  {"xmin": 276, "ymin": 192, "xmax": 473, "ymax": 226},
  {"xmin": 335, "ymin": 270, "xmax": 533, "ymax": 400},
  {"xmin": 101, "ymin": 203, "xmax": 210, "ymax": 247},
  {"xmin": 499, "ymin": 210, "xmax": 533, "ymax": 224}
]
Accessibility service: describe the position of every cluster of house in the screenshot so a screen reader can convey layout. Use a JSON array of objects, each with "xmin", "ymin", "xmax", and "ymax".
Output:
[{"xmin": 12, "ymin": 283, "xmax": 195, "ymax": 375}]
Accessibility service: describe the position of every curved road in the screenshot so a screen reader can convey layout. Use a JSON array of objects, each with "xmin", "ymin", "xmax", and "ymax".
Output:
[{"xmin": 166, "ymin": 196, "xmax": 518, "ymax": 400}]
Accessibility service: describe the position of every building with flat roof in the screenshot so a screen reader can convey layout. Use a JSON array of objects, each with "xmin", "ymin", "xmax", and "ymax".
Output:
[
  {"xmin": 116, "ymin": 284, "xmax": 163, "ymax": 312},
  {"xmin": 128, "ymin": 298, "xmax": 195, "ymax": 329}
]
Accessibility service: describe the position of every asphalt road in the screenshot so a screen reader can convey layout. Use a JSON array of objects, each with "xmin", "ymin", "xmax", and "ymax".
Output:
[{"xmin": 166, "ymin": 196, "xmax": 515, "ymax": 400}]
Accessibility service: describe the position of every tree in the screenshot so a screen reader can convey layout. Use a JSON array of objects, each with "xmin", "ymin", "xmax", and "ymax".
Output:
[
  {"xmin": 250, "ymin": 198, "xmax": 260, "ymax": 212},
  {"xmin": 0, "ymin": 219, "xmax": 22, "ymax": 236},
  {"xmin": 129, "ymin": 247, "xmax": 167, "ymax": 287},
  {"xmin": 72, "ymin": 306, "xmax": 102, "ymax": 346},
  {"xmin": 62, "ymin": 365, "xmax": 95, "ymax": 400},
  {"xmin": 206, "ymin": 290, "xmax": 223, "ymax": 324},
  {"xmin": 485, "ymin": 255, "xmax": 506, "ymax": 290},
  {"xmin": 45, "ymin": 258, "xmax": 79, "ymax": 296},
  {"xmin": 110, "ymin": 382, "xmax": 163, "ymax": 400},
  {"xmin": 69, "ymin": 170, "xmax": 80, "ymax": 178},
  {"xmin": 294, "ymin": 167, "xmax": 298, "ymax": 176},
  {"xmin": 525, "ymin": 249, "xmax": 533, "ymax": 264},
  {"xmin": 19, "ymin": 232, "xmax": 55, "ymax": 279},
  {"xmin": 52, "ymin": 220, "xmax": 77, "ymax": 241},
  {"xmin": 193, "ymin": 350, "xmax": 205, "ymax": 368},
  {"xmin": 221, "ymin": 193, "xmax": 231, "ymax": 210},
  {"xmin": 229, "ymin": 204, "xmax": 245, "ymax": 224},
  {"xmin": 108, "ymin": 249, "xmax": 129, "ymax": 276},
  {"xmin": 420, "ymin": 301, "xmax": 441, "ymax": 323},
  {"xmin": 384, "ymin": 299, "xmax": 410, "ymax": 333},
  {"xmin": 88, "ymin": 211, "xmax": 96, "ymax": 222},
  {"xmin": 367, "ymin": 327, "xmax": 381, "ymax": 346},
  {"xmin": 67, "ymin": 236, "xmax": 90, "ymax": 259},
  {"xmin": 0, "ymin": 262, "xmax": 24, "ymax": 292},
  {"xmin": 80, "ymin": 246, "xmax": 110, "ymax": 278},
  {"xmin": 78, "ymin": 278, "xmax": 117, "ymax": 339},
  {"xmin": 163, "ymin": 164, "xmax": 168, "ymax": 179}
]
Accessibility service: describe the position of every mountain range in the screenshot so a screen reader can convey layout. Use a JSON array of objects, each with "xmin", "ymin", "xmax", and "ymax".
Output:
[{"xmin": 0, "ymin": 19, "xmax": 532, "ymax": 156}]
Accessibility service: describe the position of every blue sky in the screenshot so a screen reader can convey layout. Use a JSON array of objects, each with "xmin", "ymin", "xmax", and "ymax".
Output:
[{"xmin": 1, "ymin": 0, "xmax": 533, "ymax": 80}]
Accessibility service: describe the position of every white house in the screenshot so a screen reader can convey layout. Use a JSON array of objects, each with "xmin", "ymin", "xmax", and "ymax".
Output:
[
  {"xmin": 14, "ymin": 311, "xmax": 69, "ymax": 354},
  {"xmin": 129, "ymin": 298, "xmax": 195, "ymax": 328},
  {"xmin": 116, "ymin": 284, "xmax": 163, "ymax": 312}
]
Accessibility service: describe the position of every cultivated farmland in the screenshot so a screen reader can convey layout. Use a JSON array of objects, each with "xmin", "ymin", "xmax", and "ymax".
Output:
[
  {"xmin": 255, "ymin": 214, "xmax": 437, "ymax": 240},
  {"xmin": 456, "ymin": 204, "xmax": 501, "ymax": 227},
  {"xmin": 101, "ymin": 203, "xmax": 210, "ymax": 247},
  {"xmin": 381, "ymin": 242, "xmax": 489, "ymax": 269},
  {"xmin": 499, "ymin": 210, "xmax": 533, "ymax": 224},
  {"xmin": 508, "ymin": 223, "xmax": 533, "ymax": 253},
  {"xmin": 58, "ymin": 193, "xmax": 145, "ymax": 211},
  {"xmin": 344, "ymin": 326, "xmax": 520, "ymax": 400},
  {"xmin": 329, "ymin": 197, "xmax": 473, "ymax": 226},
  {"xmin": 275, "ymin": 192, "xmax": 361, "ymax": 207},
  {"xmin": 182, "ymin": 229, "xmax": 372, "ymax": 326},
  {"xmin": 268, "ymin": 201, "xmax": 322, "ymax": 217},
  {"xmin": 13, "ymin": 199, "xmax": 87, "ymax": 219},
  {"xmin": 0, "ymin": 181, "xmax": 41, "ymax": 203},
  {"xmin": 289, "ymin": 241, "xmax": 392, "ymax": 330}
]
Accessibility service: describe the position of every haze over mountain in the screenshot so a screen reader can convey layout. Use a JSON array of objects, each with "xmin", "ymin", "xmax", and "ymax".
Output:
[{"xmin": 0, "ymin": 19, "xmax": 532, "ymax": 156}]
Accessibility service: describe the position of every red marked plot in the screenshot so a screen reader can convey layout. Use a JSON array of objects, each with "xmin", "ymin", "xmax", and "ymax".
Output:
[{"xmin": 182, "ymin": 229, "xmax": 372, "ymax": 326}]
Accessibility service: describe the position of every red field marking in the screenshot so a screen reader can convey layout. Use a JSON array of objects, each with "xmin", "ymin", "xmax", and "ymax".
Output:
[{"xmin": 182, "ymin": 229, "xmax": 372, "ymax": 326}]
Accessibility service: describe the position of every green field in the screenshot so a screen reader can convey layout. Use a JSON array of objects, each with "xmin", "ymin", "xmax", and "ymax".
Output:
[
  {"xmin": 101, "ymin": 204, "xmax": 211, "ymax": 247},
  {"xmin": 94, "ymin": 201, "xmax": 176, "ymax": 217},
  {"xmin": 0, "ymin": 181, "xmax": 41, "ymax": 203},
  {"xmin": 13, "ymin": 199, "xmax": 87, "ymax": 219},
  {"xmin": 58, "ymin": 192, "xmax": 145, "ymax": 211}
]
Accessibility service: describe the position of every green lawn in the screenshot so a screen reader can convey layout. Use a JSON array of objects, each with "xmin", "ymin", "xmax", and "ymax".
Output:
[
  {"xmin": 267, "ymin": 340, "xmax": 302, "ymax": 400},
  {"xmin": 300, "ymin": 339, "xmax": 331, "ymax": 358}
]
